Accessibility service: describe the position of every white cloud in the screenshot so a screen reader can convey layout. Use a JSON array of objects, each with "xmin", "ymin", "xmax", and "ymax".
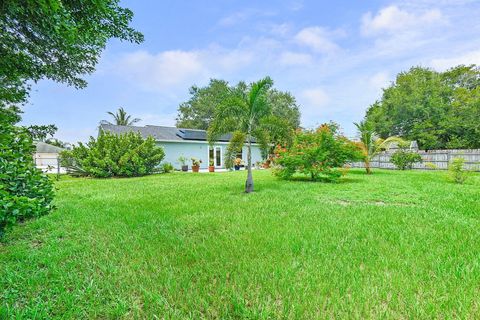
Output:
[
  {"xmin": 361, "ymin": 5, "xmax": 444, "ymax": 36},
  {"xmin": 116, "ymin": 46, "xmax": 257, "ymax": 93},
  {"xmin": 269, "ymin": 23, "xmax": 292, "ymax": 37},
  {"xmin": 279, "ymin": 52, "xmax": 313, "ymax": 66},
  {"xmin": 295, "ymin": 27, "xmax": 340, "ymax": 54},
  {"xmin": 218, "ymin": 9, "xmax": 277, "ymax": 27},
  {"xmin": 430, "ymin": 50, "xmax": 480, "ymax": 71},
  {"xmin": 215, "ymin": 48, "xmax": 254, "ymax": 71},
  {"xmin": 300, "ymin": 87, "xmax": 330, "ymax": 110},
  {"xmin": 118, "ymin": 50, "xmax": 205, "ymax": 91}
]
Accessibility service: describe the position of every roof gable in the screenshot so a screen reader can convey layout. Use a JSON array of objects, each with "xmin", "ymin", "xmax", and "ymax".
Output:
[{"xmin": 35, "ymin": 141, "xmax": 64, "ymax": 153}]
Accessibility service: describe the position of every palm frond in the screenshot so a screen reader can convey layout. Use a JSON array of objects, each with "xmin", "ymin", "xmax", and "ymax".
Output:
[
  {"xmin": 207, "ymin": 93, "xmax": 248, "ymax": 143},
  {"xmin": 376, "ymin": 136, "xmax": 407, "ymax": 151},
  {"xmin": 248, "ymin": 77, "xmax": 273, "ymax": 119},
  {"xmin": 105, "ymin": 107, "xmax": 140, "ymax": 126}
]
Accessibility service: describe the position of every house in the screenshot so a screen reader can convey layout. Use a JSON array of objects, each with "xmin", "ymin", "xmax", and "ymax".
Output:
[
  {"xmin": 99, "ymin": 124, "xmax": 265, "ymax": 169},
  {"xmin": 34, "ymin": 141, "xmax": 65, "ymax": 173}
]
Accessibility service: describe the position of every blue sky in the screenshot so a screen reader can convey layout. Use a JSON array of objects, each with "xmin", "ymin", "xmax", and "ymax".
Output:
[{"xmin": 21, "ymin": 0, "xmax": 480, "ymax": 142}]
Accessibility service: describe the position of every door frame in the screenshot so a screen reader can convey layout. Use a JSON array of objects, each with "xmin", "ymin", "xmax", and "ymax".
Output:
[
  {"xmin": 214, "ymin": 146, "xmax": 222, "ymax": 168},
  {"xmin": 208, "ymin": 146, "xmax": 223, "ymax": 168}
]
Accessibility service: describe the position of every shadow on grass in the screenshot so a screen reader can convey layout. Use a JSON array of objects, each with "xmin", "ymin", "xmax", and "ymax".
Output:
[{"xmin": 348, "ymin": 169, "xmax": 393, "ymax": 176}]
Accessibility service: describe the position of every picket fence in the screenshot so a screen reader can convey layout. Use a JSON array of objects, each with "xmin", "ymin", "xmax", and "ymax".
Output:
[{"xmin": 350, "ymin": 149, "xmax": 480, "ymax": 171}]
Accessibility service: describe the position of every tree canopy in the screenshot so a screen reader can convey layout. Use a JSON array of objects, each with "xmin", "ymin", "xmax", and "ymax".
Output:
[
  {"xmin": 365, "ymin": 65, "xmax": 480, "ymax": 150},
  {"xmin": 26, "ymin": 124, "xmax": 58, "ymax": 141},
  {"xmin": 0, "ymin": 0, "xmax": 143, "ymax": 107},
  {"xmin": 176, "ymin": 78, "xmax": 301, "ymax": 133},
  {"xmin": 176, "ymin": 79, "xmax": 231, "ymax": 130}
]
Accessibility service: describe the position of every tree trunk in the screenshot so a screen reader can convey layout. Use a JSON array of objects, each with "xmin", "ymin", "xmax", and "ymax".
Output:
[
  {"xmin": 365, "ymin": 159, "xmax": 371, "ymax": 174},
  {"xmin": 245, "ymin": 137, "xmax": 254, "ymax": 193}
]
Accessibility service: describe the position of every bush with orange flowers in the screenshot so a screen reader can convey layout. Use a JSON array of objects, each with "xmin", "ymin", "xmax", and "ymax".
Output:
[{"xmin": 273, "ymin": 123, "xmax": 362, "ymax": 182}]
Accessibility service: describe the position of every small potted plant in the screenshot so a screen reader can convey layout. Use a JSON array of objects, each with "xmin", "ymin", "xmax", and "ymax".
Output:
[
  {"xmin": 178, "ymin": 156, "xmax": 188, "ymax": 172},
  {"xmin": 234, "ymin": 157, "xmax": 242, "ymax": 171},
  {"xmin": 191, "ymin": 157, "xmax": 202, "ymax": 172},
  {"xmin": 208, "ymin": 159, "xmax": 215, "ymax": 172}
]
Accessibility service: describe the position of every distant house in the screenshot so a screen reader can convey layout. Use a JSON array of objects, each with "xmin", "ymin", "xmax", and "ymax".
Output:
[
  {"xmin": 99, "ymin": 124, "xmax": 264, "ymax": 169},
  {"xmin": 34, "ymin": 141, "xmax": 65, "ymax": 173},
  {"xmin": 385, "ymin": 140, "xmax": 419, "ymax": 151}
]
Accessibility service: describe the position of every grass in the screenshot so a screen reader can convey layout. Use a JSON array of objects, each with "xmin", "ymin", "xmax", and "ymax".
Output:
[{"xmin": 1, "ymin": 169, "xmax": 480, "ymax": 318}]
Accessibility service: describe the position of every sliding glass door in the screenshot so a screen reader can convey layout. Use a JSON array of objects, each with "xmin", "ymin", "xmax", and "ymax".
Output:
[{"xmin": 209, "ymin": 146, "xmax": 222, "ymax": 168}]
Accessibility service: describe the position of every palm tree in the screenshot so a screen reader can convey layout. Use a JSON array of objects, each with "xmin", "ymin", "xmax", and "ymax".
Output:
[
  {"xmin": 103, "ymin": 107, "xmax": 140, "ymax": 126},
  {"xmin": 208, "ymin": 77, "xmax": 289, "ymax": 193},
  {"xmin": 354, "ymin": 120, "xmax": 405, "ymax": 174}
]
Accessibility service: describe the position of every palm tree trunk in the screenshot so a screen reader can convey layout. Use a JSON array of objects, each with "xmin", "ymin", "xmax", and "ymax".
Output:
[
  {"xmin": 245, "ymin": 137, "xmax": 254, "ymax": 193},
  {"xmin": 365, "ymin": 159, "xmax": 371, "ymax": 174}
]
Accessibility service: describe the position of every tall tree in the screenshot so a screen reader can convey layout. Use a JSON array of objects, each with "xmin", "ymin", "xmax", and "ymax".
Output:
[
  {"xmin": 0, "ymin": 0, "xmax": 143, "ymax": 107},
  {"xmin": 267, "ymin": 89, "xmax": 301, "ymax": 129},
  {"xmin": 208, "ymin": 77, "xmax": 291, "ymax": 193},
  {"xmin": 104, "ymin": 107, "xmax": 140, "ymax": 126},
  {"xmin": 0, "ymin": 0, "xmax": 142, "ymax": 234},
  {"xmin": 176, "ymin": 79, "xmax": 301, "ymax": 137},
  {"xmin": 365, "ymin": 65, "xmax": 480, "ymax": 149},
  {"xmin": 176, "ymin": 79, "xmax": 231, "ymax": 130}
]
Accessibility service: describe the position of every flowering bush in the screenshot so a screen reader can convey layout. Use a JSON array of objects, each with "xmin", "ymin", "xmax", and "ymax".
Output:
[{"xmin": 273, "ymin": 124, "xmax": 362, "ymax": 182}]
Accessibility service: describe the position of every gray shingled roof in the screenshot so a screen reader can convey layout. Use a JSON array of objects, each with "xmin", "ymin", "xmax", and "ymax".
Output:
[
  {"xmin": 35, "ymin": 141, "xmax": 64, "ymax": 153},
  {"xmin": 99, "ymin": 124, "xmax": 233, "ymax": 142}
]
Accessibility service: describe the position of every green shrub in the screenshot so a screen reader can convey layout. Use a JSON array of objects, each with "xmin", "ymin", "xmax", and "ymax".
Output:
[
  {"xmin": 448, "ymin": 158, "xmax": 469, "ymax": 184},
  {"xmin": 425, "ymin": 162, "xmax": 438, "ymax": 170},
  {"xmin": 60, "ymin": 131, "xmax": 165, "ymax": 178},
  {"xmin": 273, "ymin": 124, "xmax": 362, "ymax": 182},
  {"xmin": 390, "ymin": 149, "xmax": 422, "ymax": 170},
  {"xmin": 161, "ymin": 162, "xmax": 174, "ymax": 173},
  {"xmin": 0, "ymin": 107, "xmax": 54, "ymax": 236}
]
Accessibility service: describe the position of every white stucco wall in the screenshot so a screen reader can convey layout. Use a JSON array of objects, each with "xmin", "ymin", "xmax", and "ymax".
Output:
[
  {"xmin": 157, "ymin": 141, "xmax": 264, "ymax": 169},
  {"xmin": 34, "ymin": 152, "xmax": 60, "ymax": 166}
]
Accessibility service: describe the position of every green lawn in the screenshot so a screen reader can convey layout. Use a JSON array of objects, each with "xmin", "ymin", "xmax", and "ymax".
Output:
[{"xmin": 1, "ymin": 169, "xmax": 480, "ymax": 318}]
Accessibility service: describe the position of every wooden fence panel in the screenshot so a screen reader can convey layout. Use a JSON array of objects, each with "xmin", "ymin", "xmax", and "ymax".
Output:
[{"xmin": 351, "ymin": 149, "xmax": 480, "ymax": 171}]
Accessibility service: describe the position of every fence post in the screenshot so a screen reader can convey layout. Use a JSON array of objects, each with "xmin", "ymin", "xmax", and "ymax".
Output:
[{"xmin": 57, "ymin": 157, "xmax": 60, "ymax": 181}]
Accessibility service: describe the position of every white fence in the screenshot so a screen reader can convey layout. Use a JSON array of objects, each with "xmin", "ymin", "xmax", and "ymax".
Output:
[{"xmin": 351, "ymin": 149, "xmax": 480, "ymax": 171}]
